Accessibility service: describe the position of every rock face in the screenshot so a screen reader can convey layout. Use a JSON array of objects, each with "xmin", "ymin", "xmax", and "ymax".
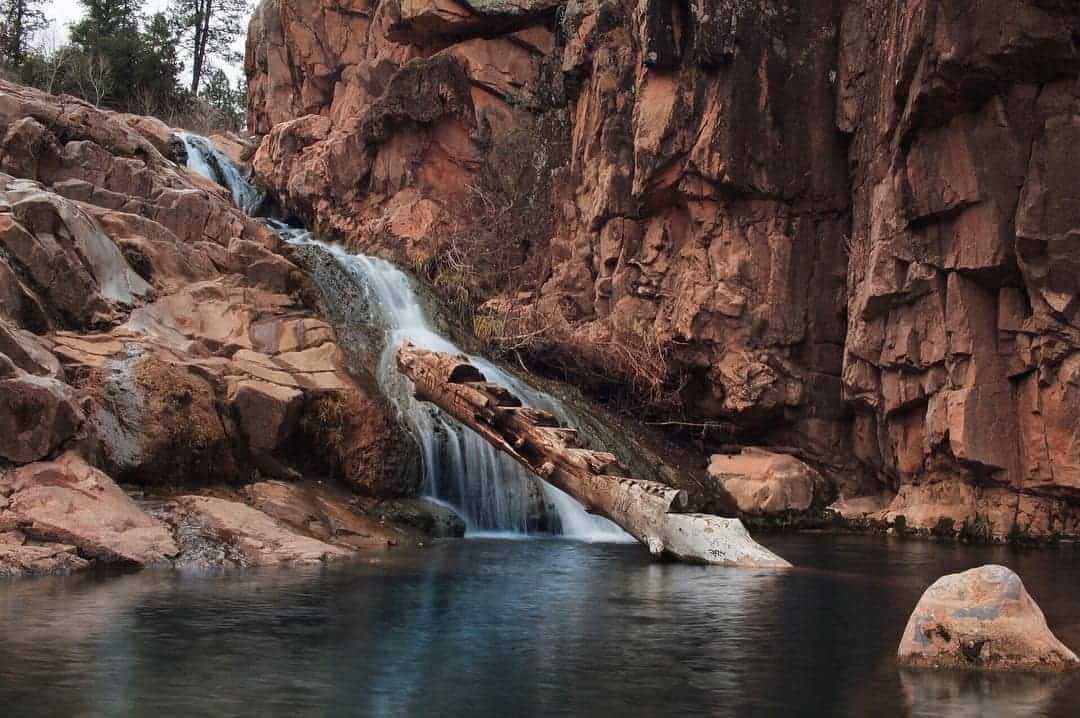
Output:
[
  {"xmin": 0, "ymin": 79, "xmax": 418, "ymax": 501},
  {"xmin": 0, "ymin": 79, "xmax": 426, "ymax": 575},
  {"xmin": 708, "ymin": 448, "xmax": 824, "ymax": 516},
  {"xmin": 246, "ymin": 0, "xmax": 1080, "ymax": 538},
  {"xmin": 898, "ymin": 565, "xmax": 1079, "ymax": 672}
]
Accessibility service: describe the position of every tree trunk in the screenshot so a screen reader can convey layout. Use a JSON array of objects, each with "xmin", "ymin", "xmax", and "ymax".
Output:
[
  {"xmin": 190, "ymin": 0, "xmax": 212, "ymax": 95},
  {"xmin": 396, "ymin": 342, "xmax": 790, "ymax": 567}
]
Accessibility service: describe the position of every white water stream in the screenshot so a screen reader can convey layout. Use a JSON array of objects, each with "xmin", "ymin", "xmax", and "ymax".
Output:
[{"xmin": 181, "ymin": 134, "xmax": 629, "ymax": 541}]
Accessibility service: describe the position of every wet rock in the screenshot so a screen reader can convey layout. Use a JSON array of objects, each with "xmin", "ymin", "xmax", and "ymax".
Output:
[
  {"xmin": 707, "ymin": 448, "xmax": 824, "ymax": 515},
  {"xmin": 898, "ymin": 565, "xmax": 1079, "ymax": 672},
  {"xmin": 168, "ymin": 495, "xmax": 353, "ymax": 566},
  {"xmin": 374, "ymin": 499, "xmax": 467, "ymax": 538},
  {"xmin": 0, "ymin": 453, "xmax": 178, "ymax": 565},
  {"xmin": 0, "ymin": 541, "xmax": 89, "ymax": 578}
]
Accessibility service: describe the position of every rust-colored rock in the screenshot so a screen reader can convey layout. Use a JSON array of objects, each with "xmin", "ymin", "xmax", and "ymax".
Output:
[
  {"xmin": 0, "ymin": 453, "xmax": 178, "ymax": 565},
  {"xmin": 0, "ymin": 79, "xmax": 419, "ymax": 520},
  {"xmin": 246, "ymin": 0, "xmax": 1080, "ymax": 538},
  {"xmin": 707, "ymin": 448, "xmax": 824, "ymax": 516},
  {"xmin": 898, "ymin": 565, "xmax": 1079, "ymax": 672}
]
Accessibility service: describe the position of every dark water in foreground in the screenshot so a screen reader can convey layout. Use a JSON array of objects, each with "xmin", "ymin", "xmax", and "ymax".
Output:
[{"xmin": 1, "ymin": 535, "xmax": 1078, "ymax": 717}]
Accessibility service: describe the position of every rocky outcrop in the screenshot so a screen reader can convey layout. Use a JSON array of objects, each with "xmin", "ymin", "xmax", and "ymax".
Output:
[
  {"xmin": 242, "ymin": 480, "xmax": 427, "ymax": 548},
  {"xmin": 0, "ymin": 80, "xmax": 417, "ymax": 496},
  {"xmin": 246, "ymin": 0, "xmax": 850, "ymax": 458},
  {"xmin": 0, "ymin": 453, "xmax": 177, "ymax": 565},
  {"xmin": 898, "ymin": 565, "xmax": 1079, "ymax": 672},
  {"xmin": 0, "ymin": 79, "xmax": 426, "ymax": 575},
  {"xmin": 246, "ymin": 0, "xmax": 1080, "ymax": 539},
  {"xmin": 0, "ymin": 536, "xmax": 88, "ymax": 577},
  {"xmin": 168, "ymin": 495, "xmax": 352, "ymax": 566}
]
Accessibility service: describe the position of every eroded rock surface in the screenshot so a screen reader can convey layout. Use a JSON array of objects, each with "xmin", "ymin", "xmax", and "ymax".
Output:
[
  {"xmin": 898, "ymin": 565, "xmax": 1079, "ymax": 672},
  {"xmin": 0, "ymin": 79, "xmax": 424, "ymax": 575},
  {"xmin": 168, "ymin": 495, "xmax": 352, "ymax": 566},
  {"xmin": 246, "ymin": 0, "xmax": 1080, "ymax": 538}
]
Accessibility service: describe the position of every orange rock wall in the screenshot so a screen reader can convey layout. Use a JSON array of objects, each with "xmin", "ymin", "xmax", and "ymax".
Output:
[{"xmin": 246, "ymin": 0, "xmax": 1080, "ymax": 536}]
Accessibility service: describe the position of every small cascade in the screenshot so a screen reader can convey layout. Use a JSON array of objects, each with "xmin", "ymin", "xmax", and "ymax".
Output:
[
  {"xmin": 179, "ymin": 133, "xmax": 265, "ymax": 216},
  {"xmin": 181, "ymin": 134, "xmax": 629, "ymax": 542}
]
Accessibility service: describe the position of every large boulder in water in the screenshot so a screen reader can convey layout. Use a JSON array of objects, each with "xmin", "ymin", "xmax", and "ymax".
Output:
[{"xmin": 898, "ymin": 565, "xmax": 1079, "ymax": 672}]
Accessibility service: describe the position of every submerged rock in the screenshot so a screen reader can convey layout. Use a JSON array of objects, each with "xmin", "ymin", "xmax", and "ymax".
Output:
[
  {"xmin": 898, "ymin": 565, "xmax": 1079, "ymax": 672},
  {"xmin": 374, "ymin": 499, "xmax": 467, "ymax": 539}
]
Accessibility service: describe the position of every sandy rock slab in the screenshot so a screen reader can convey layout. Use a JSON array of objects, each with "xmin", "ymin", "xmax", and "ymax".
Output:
[
  {"xmin": 241, "ymin": 480, "xmax": 426, "ymax": 549},
  {"xmin": 0, "ymin": 453, "xmax": 177, "ymax": 566},
  {"xmin": 167, "ymin": 495, "xmax": 353, "ymax": 567},
  {"xmin": 0, "ymin": 531, "xmax": 88, "ymax": 577},
  {"xmin": 899, "ymin": 565, "xmax": 1079, "ymax": 672}
]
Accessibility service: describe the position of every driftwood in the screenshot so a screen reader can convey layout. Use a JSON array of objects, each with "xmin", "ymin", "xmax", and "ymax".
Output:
[{"xmin": 396, "ymin": 342, "xmax": 790, "ymax": 567}]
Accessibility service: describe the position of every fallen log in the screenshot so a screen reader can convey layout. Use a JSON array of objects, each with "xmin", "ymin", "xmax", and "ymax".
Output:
[{"xmin": 396, "ymin": 342, "xmax": 790, "ymax": 567}]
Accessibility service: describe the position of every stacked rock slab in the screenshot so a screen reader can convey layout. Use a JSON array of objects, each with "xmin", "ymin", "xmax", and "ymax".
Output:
[{"xmin": 0, "ymin": 80, "xmax": 423, "ymax": 576}]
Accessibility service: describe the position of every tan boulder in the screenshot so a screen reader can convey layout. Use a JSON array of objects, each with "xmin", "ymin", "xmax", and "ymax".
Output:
[
  {"xmin": 228, "ymin": 379, "xmax": 303, "ymax": 453},
  {"xmin": 242, "ymin": 480, "xmax": 419, "ymax": 548},
  {"xmin": 898, "ymin": 565, "xmax": 1079, "ymax": 672},
  {"xmin": 0, "ymin": 453, "xmax": 178, "ymax": 565},
  {"xmin": 707, "ymin": 448, "xmax": 824, "ymax": 515},
  {"xmin": 170, "ymin": 495, "xmax": 352, "ymax": 566},
  {"xmin": 0, "ymin": 542, "xmax": 89, "ymax": 577}
]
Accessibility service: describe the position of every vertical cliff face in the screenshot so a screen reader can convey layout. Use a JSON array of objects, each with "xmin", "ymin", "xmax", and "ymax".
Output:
[
  {"xmin": 246, "ymin": 0, "xmax": 1080, "ymax": 536},
  {"xmin": 246, "ymin": 0, "xmax": 852, "ymax": 456},
  {"xmin": 839, "ymin": 1, "xmax": 1080, "ymax": 535}
]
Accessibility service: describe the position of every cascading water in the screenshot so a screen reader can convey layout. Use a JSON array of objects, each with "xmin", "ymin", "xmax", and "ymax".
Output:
[
  {"xmin": 179, "ymin": 133, "xmax": 265, "ymax": 216},
  {"xmin": 181, "ymin": 135, "xmax": 629, "ymax": 542}
]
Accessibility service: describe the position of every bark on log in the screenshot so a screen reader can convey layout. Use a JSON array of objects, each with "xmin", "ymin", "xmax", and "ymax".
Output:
[{"xmin": 396, "ymin": 342, "xmax": 790, "ymax": 567}]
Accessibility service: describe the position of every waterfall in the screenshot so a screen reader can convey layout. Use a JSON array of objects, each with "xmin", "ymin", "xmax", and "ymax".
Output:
[
  {"xmin": 182, "ymin": 135, "xmax": 630, "ymax": 542},
  {"xmin": 179, "ymin": 133, "xmax": 265, "ymax": 216}
]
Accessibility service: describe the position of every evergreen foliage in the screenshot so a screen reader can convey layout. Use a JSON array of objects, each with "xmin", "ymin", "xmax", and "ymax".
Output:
[{"xmin": 1, "ymin": 0, "xmax": 249, "ymax": 130}]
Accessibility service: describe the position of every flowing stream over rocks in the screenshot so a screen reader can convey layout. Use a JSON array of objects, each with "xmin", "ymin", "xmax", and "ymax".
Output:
[{"xmin": 182, "ymin": 135, "xmax": 628, "ymax": 541}]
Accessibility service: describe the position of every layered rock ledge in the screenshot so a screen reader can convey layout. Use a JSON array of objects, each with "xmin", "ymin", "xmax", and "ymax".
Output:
[{"xmin": 0, "ymin": 80, "xmax": 431, "ymax": 577}]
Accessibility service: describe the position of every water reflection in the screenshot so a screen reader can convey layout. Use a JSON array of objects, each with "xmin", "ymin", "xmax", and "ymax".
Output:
[
  {"xmin": 900, "ymin": 668, "xmax": 1068, "ymax": 718},
  {"xmin": 0, "ymin": 536, "xmax": 1077, "ymax": 717}
]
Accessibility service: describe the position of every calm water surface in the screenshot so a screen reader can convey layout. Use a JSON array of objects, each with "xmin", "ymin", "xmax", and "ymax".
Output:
[{"xmin": 1, "ymin": 534, "xmax": 1078, "ymax": 717}]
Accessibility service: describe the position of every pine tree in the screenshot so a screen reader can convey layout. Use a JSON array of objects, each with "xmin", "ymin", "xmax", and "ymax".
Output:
[
  {"xmin": 198, "ymin": 66, "xmax": 242, "ymax": 128},
  {"xmin": 168, "ymin": 0, "xmax": 248, "ymax": 95},
  {"xmin": 0, "ymin": 0, "xmax": 47, "ymax": 67}
]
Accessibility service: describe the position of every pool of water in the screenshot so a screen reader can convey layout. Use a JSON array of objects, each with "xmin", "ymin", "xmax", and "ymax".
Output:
[{"xmin": 1, "ymin": 534, "xmax": 1078, "ymax": 717}]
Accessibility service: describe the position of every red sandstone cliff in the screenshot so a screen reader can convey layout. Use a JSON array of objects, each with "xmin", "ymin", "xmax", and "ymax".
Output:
[{"xmin": 245, "ymin": 0, "xmax": 1080, "ymax": 537}]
